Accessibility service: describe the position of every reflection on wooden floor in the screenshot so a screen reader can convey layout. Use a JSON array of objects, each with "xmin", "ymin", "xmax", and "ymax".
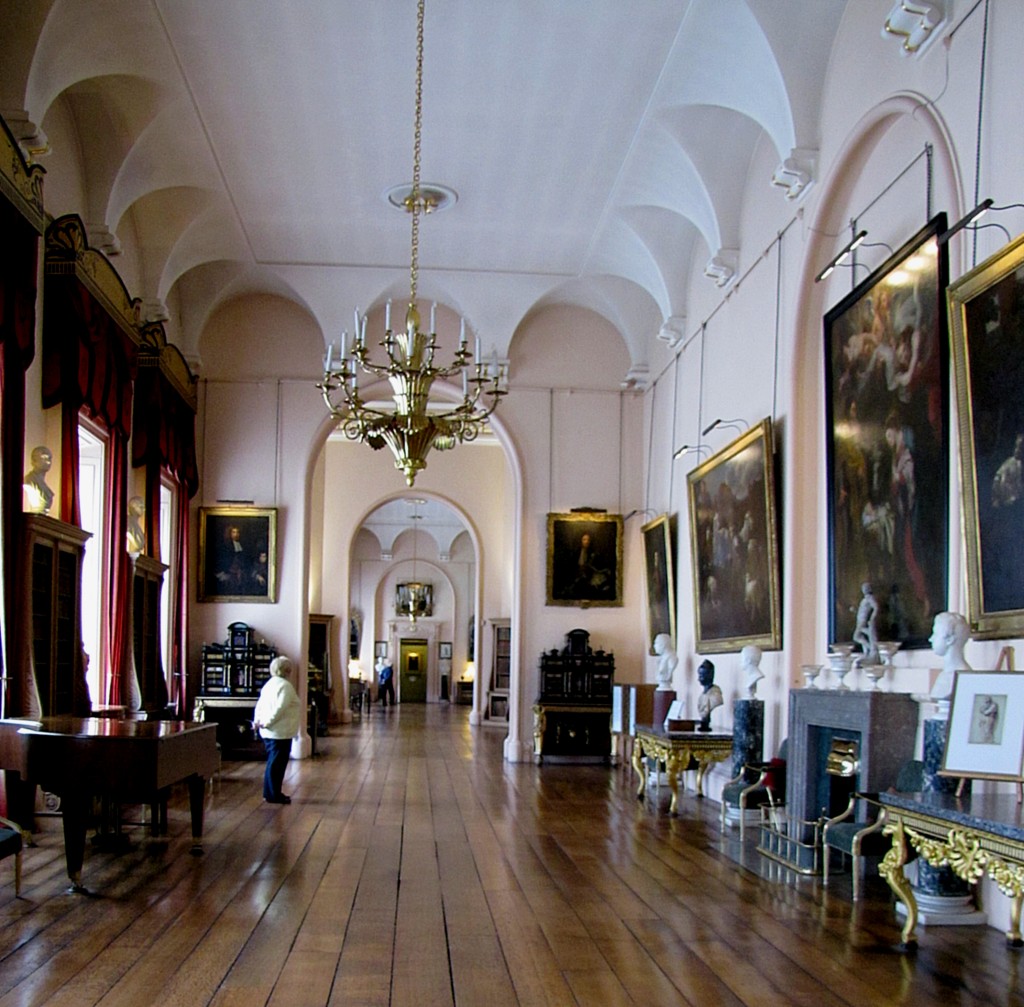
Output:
[{"xmin": 0, "ymin": 703, "xmax": 1020, "ymax": 1006}]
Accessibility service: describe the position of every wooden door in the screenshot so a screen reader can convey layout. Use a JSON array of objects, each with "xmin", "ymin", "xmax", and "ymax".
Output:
[{"xmin": 399, "ymin": 639, "xmax": 428, "ymax": 702}]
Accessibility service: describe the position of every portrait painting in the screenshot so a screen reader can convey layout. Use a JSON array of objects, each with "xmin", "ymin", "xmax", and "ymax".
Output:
[
  {"xmin": 546, "ymin": 511, "xmax": 623, "ymax": 607},
  {"xmin": 198, "ymin": 506, "xmax": 277, "ymax": 602},
  {"xmin": 824, "ymin": 215, "xmax": 949, "ymax": 650},
  {"xmin": 686, "ymin": 418, "xmax": 781, "ymax": 653},
  {"xmin": 641, "ymin": 513, "xmax": 675, "ymax": 654},
  {"xmin": 947, "ymin": 231, "xmax": 1024, "ymax": 638},
  {"xmin": 942, "ymin": 670, "xmax": 1024, "ymax": 783}
]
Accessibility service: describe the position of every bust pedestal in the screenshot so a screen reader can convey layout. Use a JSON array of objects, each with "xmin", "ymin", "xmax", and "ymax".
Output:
[{"xmin": 652, "ymin": 689, "xmax": 675, "ymax": 728}]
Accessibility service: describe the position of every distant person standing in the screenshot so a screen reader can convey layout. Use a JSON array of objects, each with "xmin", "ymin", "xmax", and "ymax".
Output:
[
  {"xmin": 376, "ymin": 656, "xmax": 396, "ymax": 707},
  {"xmin": 253, "ymin": 655, "xmax": 300, "ymax": 804}
]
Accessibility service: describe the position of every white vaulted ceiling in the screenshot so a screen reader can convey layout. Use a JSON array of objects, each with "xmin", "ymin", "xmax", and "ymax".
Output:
[{"xmin": 2, "ymin": 0, "xmax": 846, "ymax": 380}]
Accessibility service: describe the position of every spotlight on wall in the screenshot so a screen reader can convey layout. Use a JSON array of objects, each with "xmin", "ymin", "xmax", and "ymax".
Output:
[
  {"xmin": 702, "ymin": 417, "xmax": 749, "ymax": 437},
  {"xmin": 937, "ymin": 199, "xmax": 993, "ymax": 245},
  {"xmin": 671, "ymin": 443, "xmax": 710, "ymax": 462},
  {"xmin": 814, "ymin": 230, "xmax": 868, "ymax": 282}
]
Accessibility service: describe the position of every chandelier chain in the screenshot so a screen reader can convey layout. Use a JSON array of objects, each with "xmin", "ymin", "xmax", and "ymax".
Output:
[
  {"xmin": 409, "ymin": 0, "xmax": 425, "ymax": 305},
  {"xmin": 316, "ymin": 0, "xmax": 508, "ymax": 487}
]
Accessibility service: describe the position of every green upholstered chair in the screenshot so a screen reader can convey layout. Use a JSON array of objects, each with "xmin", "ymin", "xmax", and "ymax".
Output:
[
  {"xmin": 719, "ymin": 738, "xmax": 788, "ymax": 840},
  {"xmin": 0, "ymin": 815, "xmax": 27, "ymax": 896},
  {"xmin": 822, "ymin": 758, "xmax": 924, "ymax": 901}
]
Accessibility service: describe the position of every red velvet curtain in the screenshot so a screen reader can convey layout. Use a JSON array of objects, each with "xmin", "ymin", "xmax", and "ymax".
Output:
[
  {"xmin": 0, "ymin": 201, "xmax": 38, "ymax": 717},
  {"xmin": 42, "ymin": 247, "xmax": 138, "ymax": 707},
  {"xmin": 170, "ymin": 482, "xmax": 190, "ymax": 715},
  {"xmin": 105, "ymin": 430, "xmax": 132, "ymax": 706},
  {"xmin": 132, "ymin": 359, "xmax": 198, "ymax": 715}
]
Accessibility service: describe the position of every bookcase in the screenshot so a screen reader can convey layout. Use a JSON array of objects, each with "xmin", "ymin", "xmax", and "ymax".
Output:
[{"xmin": 23, "ymin": 514, "xmax": 92, "ymax": 717}]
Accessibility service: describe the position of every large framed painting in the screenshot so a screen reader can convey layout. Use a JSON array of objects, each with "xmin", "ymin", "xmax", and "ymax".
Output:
[
  {"xmin": 641, "ymin": 513, "xmax": 675, "ymax": 654},
  {"xmin": 198, "ymin": 506, "xmax": 277, "ymax": 602},
  {"xmin": 686, "ymin": 418, "xmax": 781, "ymax": 653},
  {"xmin": 947, "ymin": 232, "xmax": 1024, "ymax": 638},
  {"xmin": 824, "ymin": 214, "xmax": 949, "ymax": 650},
  {"xmin": 546, "ymin": 511, "xmax": 623, "ymax": 607}
]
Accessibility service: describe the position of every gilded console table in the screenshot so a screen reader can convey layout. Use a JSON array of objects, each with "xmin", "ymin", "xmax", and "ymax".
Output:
[
  {"xmin": 633, "ymin": 725, "xmax": 731, "ymax": 814},
  {"xmin": 879, "ymin": 791, "xmax": 1024, "ymax": 949}
]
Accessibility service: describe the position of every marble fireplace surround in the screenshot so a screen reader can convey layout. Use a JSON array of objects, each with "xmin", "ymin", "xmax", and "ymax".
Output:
[{"xmin": 787, "ymin": 689, "xmax": 919, "ymax": 842}]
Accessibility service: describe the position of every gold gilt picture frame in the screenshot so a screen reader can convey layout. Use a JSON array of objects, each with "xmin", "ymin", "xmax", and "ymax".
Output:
[
  {"xmin": 641, "ymin": 513, "xmax": 676, "ymax": 654},
  {"xmin": 546, "ymin": 511, "xmax": 623, "ymax": 607},
  {"xmin": 686, "ymin": 418, "xmax": 781, "ymax": 653},
  {"xmin": 947, "ymin": 231, "xmax": 1024, "ymax": 639},
  {"xmin": 198, "ymin": 506, "xmax": 277, "ymax": 603}
]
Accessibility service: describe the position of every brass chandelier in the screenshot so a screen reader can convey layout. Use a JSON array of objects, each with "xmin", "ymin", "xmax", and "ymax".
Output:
[{"xmin": 318, "ymin": 0, "xmax": 507, "ymax": 486}]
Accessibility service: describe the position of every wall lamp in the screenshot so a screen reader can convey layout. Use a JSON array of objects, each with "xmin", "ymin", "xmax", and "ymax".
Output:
[
  {"xmin": 672, "ymin": 443, "xmax": 710, "ymax": 462},
  {"xmin": 937, "ymin": 199, "xmax": 993, "ymax": 245},
  {"xmin": 702, "ymin": 417, "xmax": 749, "ymax": 437},
  {"xmin": 814, "ymin": 230, "xmax": 868, "ymax": 282}
]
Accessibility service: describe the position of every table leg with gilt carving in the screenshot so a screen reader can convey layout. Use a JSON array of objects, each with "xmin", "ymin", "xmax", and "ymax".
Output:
[
  {"xmin": 880, "ymin": 815, "xmax": 918, "ymax": 950},
  {"xmin": 632, "ymin": 738, "xmax": 647, "ymax": 800},
  {"xmin": 666, "ymin": 751, "xmax": 683, "ymax": 815}
]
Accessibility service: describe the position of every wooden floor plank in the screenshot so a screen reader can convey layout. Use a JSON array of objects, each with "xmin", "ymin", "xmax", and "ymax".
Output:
[{"xmin": 0, "ymin": 704, "xmax": 1020, "ymax": 1006}]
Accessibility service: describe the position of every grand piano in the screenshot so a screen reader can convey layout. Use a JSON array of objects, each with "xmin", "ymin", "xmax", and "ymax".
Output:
[{"xmin": 0, "ymin": 717, "xmax": 219, "ymax": 891}]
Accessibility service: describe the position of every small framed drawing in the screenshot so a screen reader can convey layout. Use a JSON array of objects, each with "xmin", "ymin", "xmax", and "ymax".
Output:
[
  {"xmin": 198, "ymin": 506, "xmax": 277, "ymax": 602},
  {"xmin": 947, "ymin": 231, "xmax": 1024, "ymax": 639},
  {"xmin": 546, "ymin": 511, "xmax": 623, "ymax": 607},
  {"xmin": 641, "ymin": 513, "xmax": 675, "ymax": 655},
  {"xmin": 439, "ymin": 641, "xmax": 452, "ymax": 660},
  {"xmin": 942, "ymin": 670, "xmax": 1024, "ymax": 783},
  {"xmin": 686, "ymin": 418, "xmax": 781, "ymax": 653},
  {"xmin": 374, "ymin": 641, "xmax": 388, "ymax": 659}
]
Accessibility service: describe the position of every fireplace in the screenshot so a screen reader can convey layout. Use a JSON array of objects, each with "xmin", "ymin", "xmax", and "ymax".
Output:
[{"xmin": 787, "ymin": 690, "xmax": 918, "ymax": 850}]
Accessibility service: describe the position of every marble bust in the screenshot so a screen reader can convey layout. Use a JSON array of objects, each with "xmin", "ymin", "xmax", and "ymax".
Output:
[
  {"xmin": 653, "ymin": 633, "xmax": 677, "ymax": 692},
  {"xmin": 23, "ymin": 445, "xmax": 54, "ymax": 514},
  {"xmin": 696, "ymin": 659, "xmax": 723, "ymax": 732},
  {"xmin": 928, "ymin": 611, "xmax": 972, "ymax": 707},
  {"xmin": 126, "ymin": 496, "xmax": 146, "ymax": 554},
  {"xmin": 741, "ymin": 644, "xmax": 764, "ymax": 698}
]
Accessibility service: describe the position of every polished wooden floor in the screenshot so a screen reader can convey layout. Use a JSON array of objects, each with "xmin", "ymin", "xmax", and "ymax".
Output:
[{"xmin": 0, "ymin": 703, "xmax": 1021, "ymax": 1006}]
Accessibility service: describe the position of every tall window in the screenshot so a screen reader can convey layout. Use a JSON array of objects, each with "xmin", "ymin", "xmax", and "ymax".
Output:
[
  {"xmin": 159, "ymin": 476, "xmax": 176, "ymax": 685},
  {"xmin": 78, "ymin": 422, "xmax": 108, "ymax": 705}
]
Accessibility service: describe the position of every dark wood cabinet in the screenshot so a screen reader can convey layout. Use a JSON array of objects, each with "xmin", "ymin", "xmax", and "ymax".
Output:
[
  {"xmin": 195, "ymin": 623, "xmax": 277, "ymax": 757},
  {"xmin": 533, "ymin": 629, "xmax": 613, "ymax": 762},
  {"xmin": 22, "ymin": 514, "xmax": 91, "ymax": 717}
]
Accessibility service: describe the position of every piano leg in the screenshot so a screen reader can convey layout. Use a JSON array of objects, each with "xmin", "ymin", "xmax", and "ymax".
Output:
[
  {"xmin": 60, "ymin": 792, "xmax": 89, "ymax": 893},
  {"xmin": 187, "ymin": 774, "xmax": 206, "ymax": 855}
]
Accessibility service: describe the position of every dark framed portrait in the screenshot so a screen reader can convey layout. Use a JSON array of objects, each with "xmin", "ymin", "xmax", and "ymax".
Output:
[
  {"xmin": 641, "ymin": 513, "xmax": 675, "ymax": 654},
  {"xmin": 686, "ymin": 418, "xmax": 781, "ymax": 653},
  {"xmin": 947, "ymin": 231, "xmax": 1024, "ymax": 638},
  {"xmin": 374, "ymin": 640, "xmax": 388, "ymax": 659},
  {"xmin": 198, "ymin": 506, "xmax": 277, "ymax": 602},
  {"xmin": 824, "ymin": 214, "xmax": 949, "ymax": 650},
  {"xmin": 546, "ymin": 511, "xmax": 623, "ymax": 607},
  {"xmin": 439, "ymin": 641, "xmax": 452, "ymax": 659}
]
